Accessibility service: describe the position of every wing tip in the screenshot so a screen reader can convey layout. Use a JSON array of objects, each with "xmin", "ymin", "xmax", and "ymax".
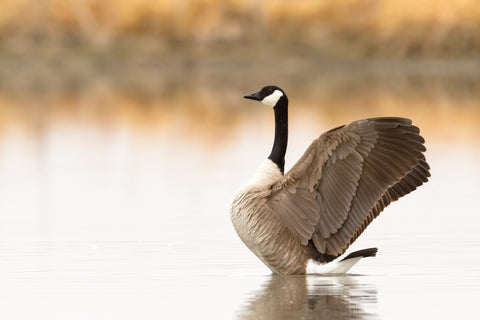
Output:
[{"xmin": 367, "ymin": 117, "xmax": 412, "ymax": 124}]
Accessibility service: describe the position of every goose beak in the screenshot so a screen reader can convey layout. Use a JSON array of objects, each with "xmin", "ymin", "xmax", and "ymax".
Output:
[{"xmin": 244, "ymin": 91, "xmax": 262, "ymax": 101}]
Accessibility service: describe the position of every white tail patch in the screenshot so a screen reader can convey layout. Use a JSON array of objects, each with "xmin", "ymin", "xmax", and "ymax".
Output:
[
  {"xmin": 306, "ymin": 257, "xmax": 363, "ymax": 274},
  {"xmin": 261, "ymin": 90, "xmax": 283, "ymax": 107}
]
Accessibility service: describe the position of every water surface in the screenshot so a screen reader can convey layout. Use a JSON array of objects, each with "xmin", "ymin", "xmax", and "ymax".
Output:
[{"xmin": 0, "ymin": 74, "xmax": 479, "ymax": 319}]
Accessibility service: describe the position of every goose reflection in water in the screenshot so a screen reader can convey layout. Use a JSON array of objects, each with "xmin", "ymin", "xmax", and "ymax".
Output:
[{"xmin": 237, "ymin": 275, "xmax": 377, "ymax": 320}]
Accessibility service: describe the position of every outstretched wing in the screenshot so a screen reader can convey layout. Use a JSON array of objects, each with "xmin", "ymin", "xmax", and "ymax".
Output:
[{"xmin": 267, "ymin": 117, "xmax": 430, "ymax": 257}]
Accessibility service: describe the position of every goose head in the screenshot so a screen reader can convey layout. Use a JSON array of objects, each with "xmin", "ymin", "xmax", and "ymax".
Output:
[{"xmin": 244, "ymin": 86, "xmax": 287, "ymax": 108}]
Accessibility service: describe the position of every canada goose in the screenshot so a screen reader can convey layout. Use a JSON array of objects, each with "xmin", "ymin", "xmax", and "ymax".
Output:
[{"xmin": 231, "ymin": 85, "xmax": 430, "ymax": 275}]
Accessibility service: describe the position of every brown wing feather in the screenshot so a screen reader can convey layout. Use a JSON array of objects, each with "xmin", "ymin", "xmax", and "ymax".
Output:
[
  {"xmin": 346, "ymin": 158, "xmax": 430, "ymax": 247},
  {"xmin": 267, "ymin": 117, "xmax": 430, "ymax": 257}
]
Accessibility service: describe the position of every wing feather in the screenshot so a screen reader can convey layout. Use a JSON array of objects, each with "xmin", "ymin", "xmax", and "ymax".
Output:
[{"xmin": 267, "ymin": 117, "xmax": 430, "ymax": 258}]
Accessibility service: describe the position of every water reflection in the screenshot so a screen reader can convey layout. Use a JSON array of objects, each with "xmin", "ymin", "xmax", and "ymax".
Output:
[
  {"xmin": 0, "ymin": 71, "xmax": 479, "ymax": 319},
  {"xmin": 238, "ymin": 275, "xmax": 377, "ymax": 320},
  {"xmin": 1, "ymin": 73, "xmax": 479, "ymax": 149}
]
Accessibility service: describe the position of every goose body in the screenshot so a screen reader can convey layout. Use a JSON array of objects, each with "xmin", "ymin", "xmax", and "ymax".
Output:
[{"xmin": 231, "ymin": 86, "xmax": 430, "ymax": 275}]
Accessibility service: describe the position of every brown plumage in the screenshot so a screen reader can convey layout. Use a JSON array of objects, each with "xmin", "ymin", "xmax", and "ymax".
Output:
[{"xmin": 231, "ymin": 86, "xmax": 430, "ymax": 275}]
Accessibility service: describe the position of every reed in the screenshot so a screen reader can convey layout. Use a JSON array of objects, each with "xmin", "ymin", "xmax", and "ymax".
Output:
[{"xmin": 1, "ymin": 0, "xmax": 480, "ymax": 57}]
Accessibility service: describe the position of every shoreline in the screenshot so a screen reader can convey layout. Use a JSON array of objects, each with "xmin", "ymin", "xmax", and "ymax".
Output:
[{"xmin": 1, "ymin": 40, "xmax": 480, "ymax": 95}]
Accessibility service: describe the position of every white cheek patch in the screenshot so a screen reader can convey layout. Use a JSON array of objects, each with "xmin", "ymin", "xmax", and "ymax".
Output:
[{"xmin": 261, "ymin": 90, "xmax": 283, "ymax": 107}]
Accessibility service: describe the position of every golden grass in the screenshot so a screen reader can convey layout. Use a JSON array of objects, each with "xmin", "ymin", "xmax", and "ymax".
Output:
[{"xmin": 1, "ymin": 0, "xmax": 480, "ymax": 56}]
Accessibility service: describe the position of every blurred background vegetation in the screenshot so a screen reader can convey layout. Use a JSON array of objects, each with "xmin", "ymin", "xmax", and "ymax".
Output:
[
  {"xmin": 0, "ymin": 0, "xmax": 479, "ymax": 145},
  {"xmin": 0, "ymin": 0, "xmax": 480, "ymax": 58},
  {"xmin": 3, "ymin": 0, "xmax": 480, "ymax": 57}
]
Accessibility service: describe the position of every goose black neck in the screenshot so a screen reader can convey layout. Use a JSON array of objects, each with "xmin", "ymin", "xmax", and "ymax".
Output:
[{"xmin": 268, "ymin": 96, "xmax": 288, "ymax": 174}]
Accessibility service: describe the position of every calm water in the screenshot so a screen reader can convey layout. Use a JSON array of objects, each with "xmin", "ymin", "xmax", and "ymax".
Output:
[{"xmin": 0, "ymin": 74, "xmax": 479, "ymax": 319}]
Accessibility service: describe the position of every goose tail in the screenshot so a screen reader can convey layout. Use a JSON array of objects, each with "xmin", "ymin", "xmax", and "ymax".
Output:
[
  {"xmin": 340, "ymin": 247, "xmax": 378, "ymax": 261},
  {"xmin": 307, "ymin": 248, "xmax": 378, "ymax": 274}
]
